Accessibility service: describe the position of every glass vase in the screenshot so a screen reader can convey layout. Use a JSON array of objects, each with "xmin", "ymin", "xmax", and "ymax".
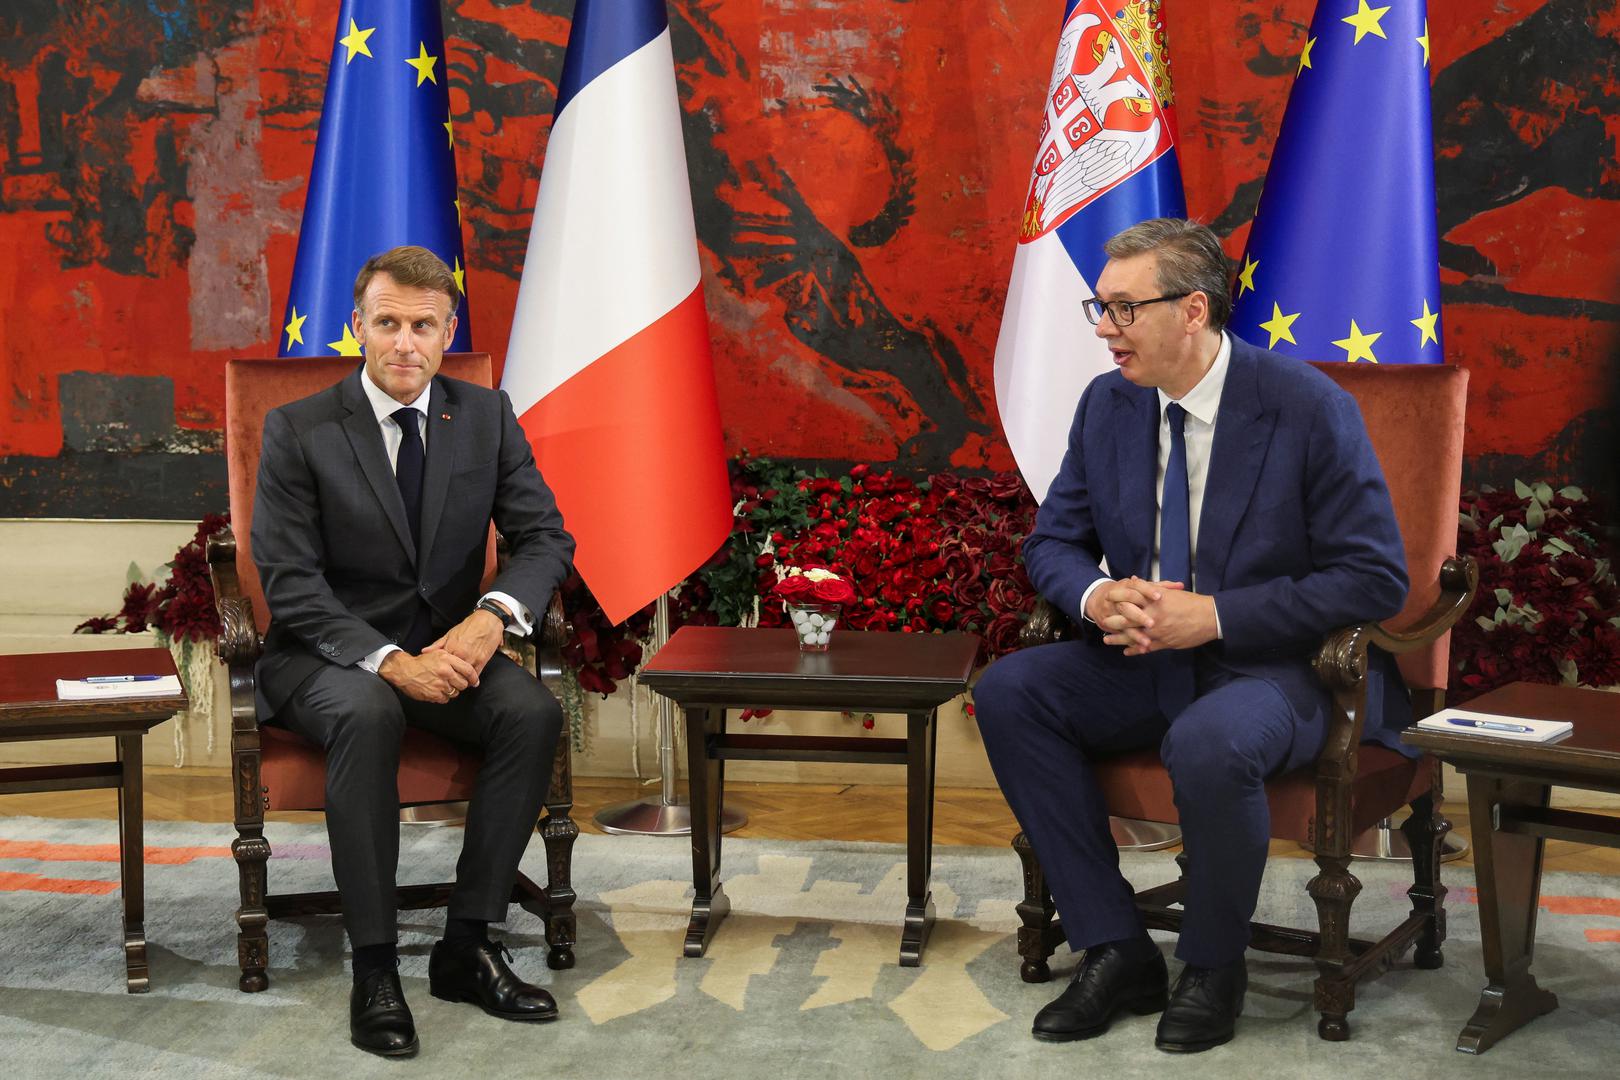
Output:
[{"xmin": 787, "ymin": 603, "xmax": 841, "ymax": 652}]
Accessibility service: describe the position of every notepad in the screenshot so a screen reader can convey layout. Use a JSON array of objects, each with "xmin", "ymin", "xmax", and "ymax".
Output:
[
  {"xmin": 55, "ymin": 675, "xmax": 184, "ymax": 701},
  {"xmin": 1414, "ymin": 707, "xmax": 1573, "ymax": 743}
]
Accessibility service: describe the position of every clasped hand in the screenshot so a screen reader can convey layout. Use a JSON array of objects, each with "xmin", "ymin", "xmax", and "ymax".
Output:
[
  {"xmin": 1084, "ymin": 576, "xmax": 1218, "ymax": 656},
  {"xmin": 379, "ymin": 609, "xmax": 505, "ymax": 703}
]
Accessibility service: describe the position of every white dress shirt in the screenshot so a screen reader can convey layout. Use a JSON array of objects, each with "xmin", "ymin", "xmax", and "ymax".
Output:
[
  {"xmin": 356, "ymin": 370, "xmax": 533, "ymax": 673},
  {"xmin": 1080, "ymin": 332, "xmax": 1231, "ymax": 636}
]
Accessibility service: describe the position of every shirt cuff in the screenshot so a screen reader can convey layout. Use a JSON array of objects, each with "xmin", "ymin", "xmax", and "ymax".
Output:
[
  {"xmin": 1079, "ymin": 577, "xmax": 1108, "ymax": 626},
  {"xmin": 1211, "ymin": 595, "xmax": 1223, "ymax": 639},
  {"xmin": 359, "ymin": 643, "xmax": 401, "ymax": 674},
  {"xmin": 481, "ymin": 590, "xmax": 534, "ymax": 637}
]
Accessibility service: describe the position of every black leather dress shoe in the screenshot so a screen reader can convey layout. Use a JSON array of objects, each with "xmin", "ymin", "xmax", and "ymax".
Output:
[
  {"xmin": 429, "ymin": 939, "xmax": 559, "ymax": 1022},
  {"xmin": 1031, "ymin": 942, "xmax": 1169, "ymax": 1042},
  {"xmin": 350, "ymin": 968, "xmax": 418, "ymax": 1057},
  {"xmin": 1155, "ymin": 958, "xmax": 1247, "ymax": 1053}
]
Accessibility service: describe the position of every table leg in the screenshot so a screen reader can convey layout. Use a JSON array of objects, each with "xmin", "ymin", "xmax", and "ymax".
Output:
[
  {"xmin": 1457, "ymin": 775, "xmax": 1558, "ymax": 1053},
  {"xmin": 684, "ymin": 705, "xmax": 729, "ymax": 957},
  {"xmin": 900, "ymin": 709, "xmax": 938, "ymax": 966},
  {"xmin": 116, "ymin": 732, "xmax": 149, "ymax": 993}
]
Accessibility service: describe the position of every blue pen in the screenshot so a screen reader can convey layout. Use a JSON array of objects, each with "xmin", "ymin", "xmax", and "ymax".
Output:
[
  {"xmin": 82, "ymin": 675, "xmax": 164, "ymax": 683},
  {"xmin": 1447, "ymin": 717, "xmax": 1535, "ymax": 734}
]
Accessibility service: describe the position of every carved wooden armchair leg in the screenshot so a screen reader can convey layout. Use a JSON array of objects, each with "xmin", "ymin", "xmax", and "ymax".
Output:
[
  {"xmin": 539, "ymin": 740, "xmax": 578, "ymax": 969},
  {"xmin": 1012, "ymin": 830, "xmax": 1060, "ymax": 982},
  {"xmin": 1307, "ymin": 849, "xmax": 1362, "ymax": 1041},
  {"xmin": 1400, "ymin": 791, "xmax": 1449, "ymax": 969},
  {"xmin": 232, "ymin": 730, "xmax": 271, "ymax": 992}
]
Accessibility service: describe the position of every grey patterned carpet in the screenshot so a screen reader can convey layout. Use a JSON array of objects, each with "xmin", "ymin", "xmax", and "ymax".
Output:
[{"xmin": 1, "ymin": 815, "xmax": 1617, "ymax": 1078}]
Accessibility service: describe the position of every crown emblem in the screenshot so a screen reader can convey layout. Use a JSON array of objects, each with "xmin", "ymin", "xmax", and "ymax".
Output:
[{"xmin": 1114, "ymin": 1, "xmax": 1175, "ymax": 108}]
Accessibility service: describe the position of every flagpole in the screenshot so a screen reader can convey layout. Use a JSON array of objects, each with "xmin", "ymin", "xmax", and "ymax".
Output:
[{"xmin": 594, "ymin": 594, "xmax": 747, "ymax": 835}]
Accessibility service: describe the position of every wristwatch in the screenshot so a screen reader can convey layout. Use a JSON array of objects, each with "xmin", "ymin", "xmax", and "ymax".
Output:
[{"xmin": 476, "ymin": 598, "xmax": 517, "ymax": 633}]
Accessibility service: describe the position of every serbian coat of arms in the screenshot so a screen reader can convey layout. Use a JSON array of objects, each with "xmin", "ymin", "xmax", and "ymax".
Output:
[{"xmin": 1020, "ymin": 0, "xmax": 1177, "ymax": 241}]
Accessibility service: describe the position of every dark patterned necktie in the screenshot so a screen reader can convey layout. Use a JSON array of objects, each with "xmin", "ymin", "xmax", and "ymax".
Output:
[
  {"xmin": 1156, "ymin": 402, "xmax": 1195, "ymax": 717},
  {"xmin": 392, "ymin": 407, "xmax": 424, "ymax": 549}
]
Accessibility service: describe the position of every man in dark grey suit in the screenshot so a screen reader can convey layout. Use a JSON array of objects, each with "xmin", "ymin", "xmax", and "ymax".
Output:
[{"xmin": 251, "ymin": 246, "xmax": 575, "ymax": 1057}]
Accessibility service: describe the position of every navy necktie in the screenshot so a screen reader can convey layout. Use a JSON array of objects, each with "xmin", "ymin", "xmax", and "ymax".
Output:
[
  {"xmin": 1156, "ymin": 401, "xmax": 1195, "ymax": 718},
  {"xmin": 392, "ymin": 407, "xmax": 424, "ymax": 549},
  {"xmin": 1159, "ymin": 402, "xmax": 1191, "ymax": 588}
]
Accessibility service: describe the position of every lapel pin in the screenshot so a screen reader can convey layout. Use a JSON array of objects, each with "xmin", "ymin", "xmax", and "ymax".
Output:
[{"xmin": 440, "ymin": 413, "xmax": 452, "ymax": 421}]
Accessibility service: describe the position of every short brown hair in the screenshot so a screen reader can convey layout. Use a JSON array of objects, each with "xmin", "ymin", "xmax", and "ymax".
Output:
[
  {"xmin": 1103, "ymin": 218, "xmax": 1232, "ymax": 331},
  {"xmin": 352, "ymin": 246, "xmax": 459, "ymax": 314}
]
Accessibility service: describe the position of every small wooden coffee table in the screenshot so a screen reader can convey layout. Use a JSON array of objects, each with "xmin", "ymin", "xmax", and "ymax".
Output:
[
  {"xmin": 638, "ymin": 627, "xmax": 980, "ymax": 966},
  {"xmin": 1402, "ymin": 681, "xmax": 1620, "ymax": 1053},
  {"xmin": 0, "ymin": 648, "xmax": 187, "ymax": 992}
]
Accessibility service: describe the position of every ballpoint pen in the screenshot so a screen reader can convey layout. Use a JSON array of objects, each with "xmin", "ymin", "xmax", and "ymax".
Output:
[
  {"xmin": 80, "ymin": 675, "xmax": 165, "ymax": 683},
  {"xmin": 1446, "ymin": 717, "xmax": 1535, "ymax": 734}
]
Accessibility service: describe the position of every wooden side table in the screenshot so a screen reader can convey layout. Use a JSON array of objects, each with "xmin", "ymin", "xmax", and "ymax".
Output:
[
  {"xmin": 638, "ymin": 627, "xmax": 980, "ymax": 966},
  {"xmin": 0, "ymin": 648, "xmax": 187, "ymax": 992},
  {"xmin": 1402, "ymin": 681, "xmax": 1620, "ymax": 1053}
]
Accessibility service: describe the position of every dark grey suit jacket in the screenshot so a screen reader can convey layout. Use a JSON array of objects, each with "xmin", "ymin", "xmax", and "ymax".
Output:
[{"xmin": 250, "ymin": 366, "xmax": 575, "ymax": 717}]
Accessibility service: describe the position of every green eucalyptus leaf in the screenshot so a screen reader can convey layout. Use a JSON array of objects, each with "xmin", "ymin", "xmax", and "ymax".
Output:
[
  {"xmin": 1533, "ymin": 482, "xmax": 1554, "ymax": 505},
  {"xmin": 1556, "ymin": 658, "xmax": 1579, "ymax": 686},
  {"xmin": 1559, "ymin": 485, "xmax": 1585, "ymax": 501},
  {"xmin": 1489, "ymin": 514, "xmax": 1504, "ymax": 531},
  {"xmin": 1494, "ymin": 588, "xmax": 1513, "ymax": 606},
  {"xmin": 1526, "ymin": 500, "xmax": 1546, "ymax": 529},
  {"xmin": 1514, "ymin": 479, "xmax": 1533, "ymax": 499},
  {"xmin": 125, "ymin": 561, "xmax": 145, "ymax": 585},
  {"xmin": 1458, "ymin": 512, "xmax": 1477, "ymax": 532},
  {"xmin": 1475, "ymin": 615, "xmax": 1497, "ymax": 632}
]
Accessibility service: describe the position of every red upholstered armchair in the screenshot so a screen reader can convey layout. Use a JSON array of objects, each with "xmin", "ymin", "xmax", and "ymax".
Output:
[
  {"xmin": 1011, "ymin": 362, "xmax": 1476, "ymax": 1041},
  {"xmin": 208, "ymin": 355, "xmax": 578, "ymax": 993}
]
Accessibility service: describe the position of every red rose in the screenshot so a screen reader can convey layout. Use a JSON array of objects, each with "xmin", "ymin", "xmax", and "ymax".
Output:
[
  {"xmin": 987, "ymin": 577, "xmax": 1029, "ymax": 614},
  {"xmin": 983, "ymin": 611, "xmax": 1024, "ymax": 656},
  {"xmin": 812, "ymin": 577, "xmax": 856, "ymax": 604},
  {"xmin": 951, "ymin": 574, "xmax": 988, "ymax": 606},
  {"xmin": 775, "ymin": 574, "xmax": 815, "ymax": 602}
]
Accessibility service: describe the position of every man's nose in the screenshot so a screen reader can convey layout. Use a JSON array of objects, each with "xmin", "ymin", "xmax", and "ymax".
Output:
[
  {"xmin": 394, "ymin": 327, "xmax": 417, "ymax": 354},
  {"xmin": 1094, "ymin": 312, "xmax": 1119, "ymax": 339}
]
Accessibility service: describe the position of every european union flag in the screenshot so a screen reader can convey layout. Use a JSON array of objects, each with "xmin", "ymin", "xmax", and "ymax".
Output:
[
  {"xmin": 277, "ymin": 0, "xmax": 471, "ymax": 357},
  {"xmin": 1229, "ymin": 1, "xmax": 1441, "ymax": 365}
]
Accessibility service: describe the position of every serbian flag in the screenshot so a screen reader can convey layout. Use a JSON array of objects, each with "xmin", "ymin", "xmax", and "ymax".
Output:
[
  {"xmin": 993, "ymin": 0, "xmax": 1186, "ymax": 502},
  {"xmin": 1229, "ymin": 0, "xmax": 1442, "ymax": 365},
  {"xmin": 502, "ymin": 0, "xmax": 731, "ymax": 625},
  {"xmin": 279, "ymin": 0, "xmax": 471, "ymax": 357}
]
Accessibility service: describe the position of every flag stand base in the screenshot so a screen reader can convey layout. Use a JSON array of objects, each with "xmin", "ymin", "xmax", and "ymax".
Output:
[{"xmin": 594, "ymin": 794, "xmax": 747, "ymax": 836}]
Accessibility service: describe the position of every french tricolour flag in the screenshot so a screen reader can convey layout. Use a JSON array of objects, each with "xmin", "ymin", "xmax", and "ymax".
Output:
[
  {"xmin": 994, "ymin": 0, "xmax": 1186, "ymax": 502},
  {"xmin": 502, "ymin": 0, "xmax": 732, "ymax": 625}
]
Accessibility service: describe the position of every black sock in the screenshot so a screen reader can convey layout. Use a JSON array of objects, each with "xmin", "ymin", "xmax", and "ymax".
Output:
[
  {"xmin": 352, "ymin": 942, "xmax": 398, "ymax": 983},
  {"xmin": 1104, "ymin": 933, "xmax": 1158, "ymax": 960},
  {"xmin": 443, "ymin": 917, "xmax": 489, "ymax": 949}
]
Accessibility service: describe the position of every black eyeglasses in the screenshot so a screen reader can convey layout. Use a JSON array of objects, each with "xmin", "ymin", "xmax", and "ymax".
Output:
[{"xmin": 1081, "ymin": 293, "xmax": 1189, "ymax": 326}]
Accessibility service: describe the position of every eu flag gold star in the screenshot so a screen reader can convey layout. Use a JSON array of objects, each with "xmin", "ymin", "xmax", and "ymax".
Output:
[
  {"xmin": 1332, "ymin": 319, "xmax": 1382, "ymax": 363},
  {"xmin": 1236, "ymin": 254, "xmax": 1259, "ymax": 297},
  {"xmin": 1411, "ymin": 300, "xmax": 1440, "ymax": 348},
  {"xmin": 1342, "ymin": 1, "xmax": 1391, "ymax": 45},
  {"xmin": 338, "ymin": 19, "xmax": 375, "ymax": 64},
  {"xmin": 284, "ymin": 307, "xmax": 307, "ymax": 348},
  {"xmin": 452, "ymin": 257, "xmax": 465, "ymax": 294},
  {"xmin": 1258, "ymin": 303, "xmax": 1301, "ymax": 349},
  {"xmin": 1417, "ymin": 19, "xmax": 1431, "ymax": 66},
  {"xmin": 406, "ymin": 43, "xmax": 438, "ymax": 86},
  {"xmin": 444, "ymin": 110, "xmax": 454, "ymax": 149},
  {"xmin": 1298, "ymin": 36, "xmax": 1316, "ymax": 75},
  {"xmin": 328, "ymin": 323, "xmax": 363, "ymax": 357}
]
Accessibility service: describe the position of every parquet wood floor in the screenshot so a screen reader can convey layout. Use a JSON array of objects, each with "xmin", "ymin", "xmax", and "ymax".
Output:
[{"xmin": 3, "ymin": 767, "xmax": 1618, "ymax": 875}]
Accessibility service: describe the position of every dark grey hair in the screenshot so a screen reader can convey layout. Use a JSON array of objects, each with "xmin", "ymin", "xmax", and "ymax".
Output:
[{"xmin": 1103, "ymin": 218, "xmax": 1232, "ymax": 331}]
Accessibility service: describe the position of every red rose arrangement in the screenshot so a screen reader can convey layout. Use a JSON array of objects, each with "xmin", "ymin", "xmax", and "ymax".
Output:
[{"xmin": 773, "ymin": 566, "xmax": 857, "ymax": 607}]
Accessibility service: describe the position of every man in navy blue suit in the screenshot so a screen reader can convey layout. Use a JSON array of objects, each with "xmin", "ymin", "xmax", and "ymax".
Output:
[{"xmin": 976, "ymin": 218, "xmax": 1409, "ymax": 1053}]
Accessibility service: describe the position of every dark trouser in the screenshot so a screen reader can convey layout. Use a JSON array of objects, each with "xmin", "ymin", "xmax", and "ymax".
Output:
[
  {"xmin": 275, "ymin": 651, "xmax": 562, "ymax": 949},
  {"xmin": 974, "ymin": 638, "xmax": 1324, "ymax": 968}
]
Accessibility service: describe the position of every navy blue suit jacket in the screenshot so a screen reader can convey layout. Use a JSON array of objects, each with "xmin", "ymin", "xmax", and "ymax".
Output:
[{"xmin": 1023, "ymin": 336, "xmax": 1415, "ymax": 756}]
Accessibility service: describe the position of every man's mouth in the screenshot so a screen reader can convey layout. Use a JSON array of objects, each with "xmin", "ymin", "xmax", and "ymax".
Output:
[{"xmin": 1110, "ymin": 349, "xmax": 1132, "ymax": 365}]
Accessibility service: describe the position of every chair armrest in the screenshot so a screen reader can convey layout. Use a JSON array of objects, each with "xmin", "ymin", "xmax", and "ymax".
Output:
[
  {"xmin": 1313, "ymin": 556, "xmax": 1479, "ymax": 694},
  {"xmin": 206, "ymin": 526, "xmax": 263, "ymax": 669},
  {"xmin": 1309, "ymin": 555, "xmax": 1479, "ymax": 783},
  {"xmin": 1021, "ymin": 596, "xmax": 1076, "ymax": 648}
]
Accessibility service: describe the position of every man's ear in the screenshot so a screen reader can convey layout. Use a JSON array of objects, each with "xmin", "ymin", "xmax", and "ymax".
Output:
[
  {"xmin": 444, "ymin": 312, "xmax": 459, "ymax": 346},
  {"xmin": 1184, "ymin": 290, "xmax": 1210, "ymax": 335},
  {"xmin": 351, "ymin": 307, "xmax": 364, "ymax": 345}
]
